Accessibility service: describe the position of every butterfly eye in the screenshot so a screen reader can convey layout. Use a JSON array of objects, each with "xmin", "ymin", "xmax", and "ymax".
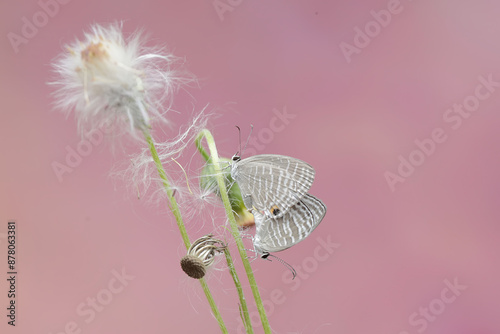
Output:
[
  {"xmin": 232, "ymin": 155, "xmax": 241, "ymax": 162},
  {"xmin": 270, "ymin": 205, "xmax": 281, "ymax": 216}
]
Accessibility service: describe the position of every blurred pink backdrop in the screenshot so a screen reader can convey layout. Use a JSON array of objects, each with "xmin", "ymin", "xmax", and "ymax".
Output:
[{"xmin": 1, "ymin": 0, "xmax": 500, "ymax": 333}]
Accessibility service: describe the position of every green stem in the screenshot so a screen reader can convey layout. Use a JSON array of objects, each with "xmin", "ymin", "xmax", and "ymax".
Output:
[
  {"xmin": 195, "ymin": 134, "xmax": 211, "ymax": 162},
  {"xmin": 223, "ymin": 248, "xmax": 253, "ymax": 334},
  {"xmin": 144, "ymin": 130, "xmax": 228, "ymax": 334},
  {"xmin": 197, "ymin": 132, "xmax": 254, "ymax": 333},
  {"xmin": 196, "ymin": 129, "xmax": 272, "ymax": 334}
]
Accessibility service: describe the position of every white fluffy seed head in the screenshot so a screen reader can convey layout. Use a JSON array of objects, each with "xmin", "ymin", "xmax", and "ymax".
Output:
[{"xmin": 50, "ymin": 22, "xmax": 194, "ymax": 140}]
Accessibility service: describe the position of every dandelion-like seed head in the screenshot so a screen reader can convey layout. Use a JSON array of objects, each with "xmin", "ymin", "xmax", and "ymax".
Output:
[
  {"xmin": 181, "ymin": 234, "xmax": 226, "ymax": 279},
  {"xmin": 50, "ymin": 22, "xmax": 194, "ymax": 139}
]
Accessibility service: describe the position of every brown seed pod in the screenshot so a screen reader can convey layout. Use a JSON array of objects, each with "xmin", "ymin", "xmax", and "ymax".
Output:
[
  {"xmin": 180, "ymin": 235, "xmax": 226, "ymax": 279},
  {"xmin": 180, "ymin": 255, "xmax": 207, "ymax": 279}
]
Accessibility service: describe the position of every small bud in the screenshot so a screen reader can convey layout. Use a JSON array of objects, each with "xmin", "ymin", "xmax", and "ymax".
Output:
[{"xmin": 200, "ymin": 158, "xmax": 254, "ymax": 227}]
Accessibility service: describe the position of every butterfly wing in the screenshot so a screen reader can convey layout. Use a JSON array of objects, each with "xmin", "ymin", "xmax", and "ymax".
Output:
[
  {"xmin": 232, "ymin": 154, "xmax": 315, "ymax": 218},
  {"xmin": 253, "ymin": 193, "xmax": 327, "ymax": 254}
]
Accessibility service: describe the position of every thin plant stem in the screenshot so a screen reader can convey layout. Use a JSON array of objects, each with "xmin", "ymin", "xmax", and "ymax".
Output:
[
  {"xmin": 223, "ymin": 248, "xmax": 253, "ymax": 334},
  {"xmin": 195, "ymin": 135, "xmax": 211, "ymax": 162},
  {"xmin": 196, "ymin": 134, "xmax": 254, "ymax": 334},
  {"xmin": 143, "ymin": 130, "xmax": 228, "ymax": 334},
  {"xmin": 196, "ymin": 129, "xmax": 272, "ymax": 334}
]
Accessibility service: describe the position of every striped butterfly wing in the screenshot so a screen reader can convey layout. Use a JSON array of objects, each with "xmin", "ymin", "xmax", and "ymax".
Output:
[
  {"xmin": 231, "ymin": 154, "xmax": 315, "ymax": 218},
  {"xmin": 253, "ymin": 193, "xmax": 327, "ymax": 254}
]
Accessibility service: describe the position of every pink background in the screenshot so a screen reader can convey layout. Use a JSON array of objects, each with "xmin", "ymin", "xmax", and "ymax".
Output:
[{"xmin": 2, "ymin": 0, "xmax": 500, "ymax": 333}]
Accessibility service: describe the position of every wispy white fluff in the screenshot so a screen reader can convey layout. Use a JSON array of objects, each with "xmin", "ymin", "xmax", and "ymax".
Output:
[
  {"xmin": 117, "ymin": 108, "xmax": 235, "ymax": 234},
  {"xmin": 125, "ymin": 109, "xmax": 212, "ymax": 202},
  {"xmin": 50, "ymin": 22, "xmax": 194, "ymax": 139},
  {"xmin": 180, "ymin": 174, "xmax": 226, "ymax": 227}
]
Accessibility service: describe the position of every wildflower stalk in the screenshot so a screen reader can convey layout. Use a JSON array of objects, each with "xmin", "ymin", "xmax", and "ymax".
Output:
[
  {"xmin": 144, "ymin": 130, "xmax": 228, "ymax": 334},
  {"xmin": 196, "ymin": 134, "xmax": 254, "ymax": 333},
  {"xmin": 196, "ymin": 129, "xmax": 272, "ymax": 334},
  {"xmin": 223, "ymin": 248, "xmax": 253, "ymax": 334}
]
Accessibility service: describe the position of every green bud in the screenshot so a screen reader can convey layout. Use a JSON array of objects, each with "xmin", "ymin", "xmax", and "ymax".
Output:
[{"xmin": 200, "ymin": 158, "xmax": 254, "ymax": 227}]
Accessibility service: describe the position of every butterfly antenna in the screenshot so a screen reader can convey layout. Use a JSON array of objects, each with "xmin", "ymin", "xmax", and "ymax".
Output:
[
  {"xmin": 266, "ymin": 254, "xmax": 297, "ymax": 280},
  {"xmin": 241, "ymin": 125, "xmax": 253, "ymax": 156},
  {"xmin": 235, "ymin": 125, "xmax": 242, "ymax": 156}
]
